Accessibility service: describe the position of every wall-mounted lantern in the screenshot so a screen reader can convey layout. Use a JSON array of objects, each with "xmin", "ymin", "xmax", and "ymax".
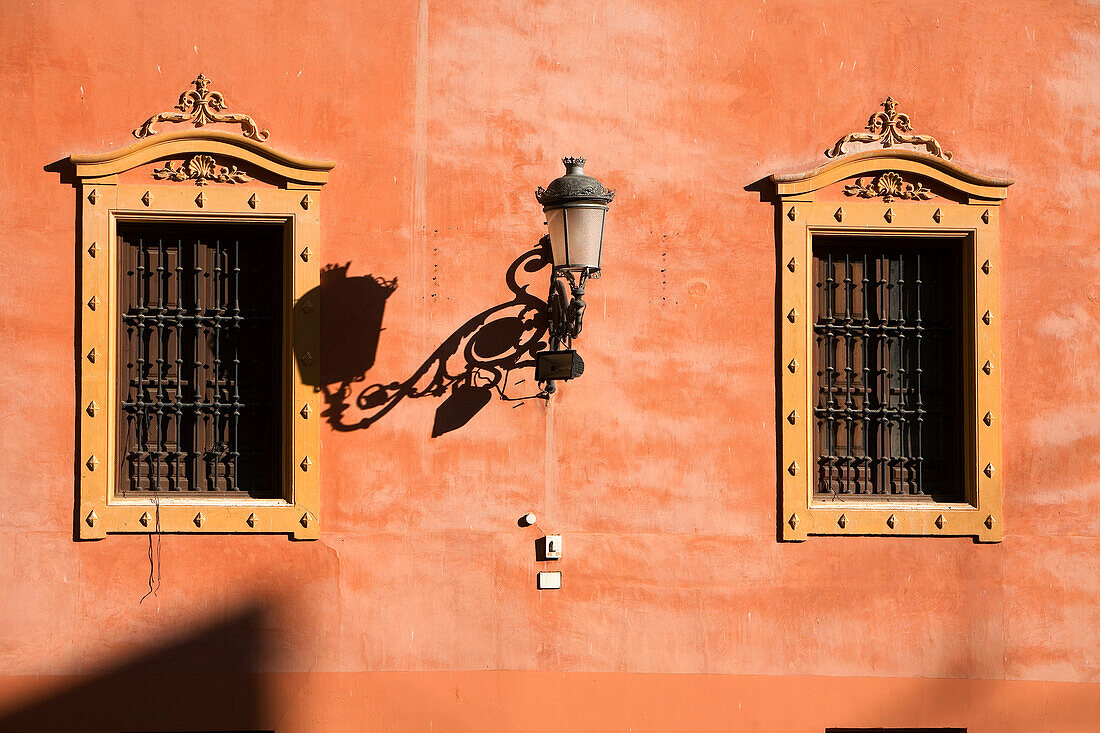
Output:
[{"xmin": 534, "ymin": 157, "xmax": 614, "ymax": 394}]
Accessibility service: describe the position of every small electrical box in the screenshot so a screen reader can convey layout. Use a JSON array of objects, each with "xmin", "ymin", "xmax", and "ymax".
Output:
[
  {"xmin": 535, "ymin": 350, "xmax": 584, "ymax": 381},
  {"xmin": 537, "ymin": 571, "xmax": 562, "ymax": 590},
  {"xmin": 536, "ymin": 534, "xmax": 562, "ymax": 561}
]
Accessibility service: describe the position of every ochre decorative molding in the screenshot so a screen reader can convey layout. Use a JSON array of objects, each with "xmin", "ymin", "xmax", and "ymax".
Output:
[
  {"xmin": 825, "ymin": 97, "xmax": 951, "ymax": 160},
  {"xmin": 133, "ymin": 74, "xmax": 270, "ymax": 141},
  {"xmin": 71, "ymin": 130, "xmax": 332, "ymax": 187},
  {"xmin": 844, "ymin": 171, "xmax": 933, "ymax": 202},
  {"xmin": 152, "ymin": 154, "xmax": 251, "ymax": 185}
]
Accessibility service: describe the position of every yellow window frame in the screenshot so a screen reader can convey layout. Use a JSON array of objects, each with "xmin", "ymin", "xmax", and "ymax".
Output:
[
  {"xmin": 769, "ymin": 149, "xmax": 1011, "ymax": 542},
  {"xmin": 70, "ymin": 130, "xmax": 332, "ymax": 539}
]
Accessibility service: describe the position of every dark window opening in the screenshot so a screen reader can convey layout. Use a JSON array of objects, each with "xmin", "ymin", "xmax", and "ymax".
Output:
[
  {"xmin": 812, "ymin": 236, "xmax": 964, "ymax": 502},
  {"xmin": 117, "ymin": 223, "xmax": 283, "ymax": 498}
]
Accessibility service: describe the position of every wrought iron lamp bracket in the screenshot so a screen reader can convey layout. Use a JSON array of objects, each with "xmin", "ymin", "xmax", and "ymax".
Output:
[{"xmin": 547, "ymin": 266, "xmax": 599, "ymax": 350}]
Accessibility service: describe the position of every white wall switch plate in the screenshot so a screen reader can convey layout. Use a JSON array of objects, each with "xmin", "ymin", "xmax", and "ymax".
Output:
[{"xmin": 537, "ymin": 571, "xmax": 562, "ymax": 590}]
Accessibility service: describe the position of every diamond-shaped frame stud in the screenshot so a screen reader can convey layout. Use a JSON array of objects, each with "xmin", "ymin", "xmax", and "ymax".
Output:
[
  {"xmin": 787, "ymin": 206, "xmax": 798, "ymax": 221},
  {"xmin": 787, "ymin": 410, "xmax": 798, "ymax": 425},
  {"xmin": 194, "ymin": 512, "xmax": 205, "ymax": 527},
  {"xmin": 981, "ymin": 209, "xmax": 991, "ymax": 224},
  {"xmin": 300, "ymin": 404, "xmax": 313, "ymax": 419},
  {"xmin": 787, "ymin": 308, "xmax": 798, "ymax": 323},
  {"xmin": 300, "ymin": 512, "xmax": 314, "ymax": 528},
  {"xmin": 982, "ymin": 361, "xmax": 994, "ymax": 375},
  {"xmin": 788, "ymin": 514, "xmax": 799, "ymax": 530},
  {"xmin": 985, "ymin": 515, "xmax": 996, "ymax": 529},
  {"xmin": 786, "ymin": 258, "xmax": 798, "ymax": 273},
  {"xmin": 984, "ymin": 463, "xmax": 996, "ymax": 478},
  {"xmin": 87, "ymin": 348, "xmax": 99, "ymax": 363},
  {"xmin": 984, "ymin": 412, "xmax": 994, "ymax": 426},
  {"xmin": 933, "ymin": 208, "xmax": 943, "ymax": 223},
  {"xmin": 248, "ymin": 193, "xmax": 258, "ymax": 209},
  {"xmin": 86, "ymin": 509, "xmax": 98, "ymax": 527},
  {"xmin": 884, "ymin": 208, "xmax": 894, "ymax": 223},
  {"xmin": 246, "ymin": 513, "xmax": 257, "ymax": 528},
  {"xmin": 886, "ymin": 514, "xmax": 898, "ymax": 529},
  {"xmin": 787, "ymin": 462, "xmax": 798, "ymax": 476},
  {"xmin": 141, "ymin": 191, "xmax": 153, "ymax": 207},
  {"xmin": 301, "ymin": 194, "xmax": 313, "ymax": 210},
  {"xmin": 300, "ymin": 456, "xmax": 313, "ymax": 472},
  {"xmin": 88, "ymin": 295, "xmax": 100, "ymax": 311},
  {"xmin": 982, "ymin": 310, "xmax": 994, "ymax": 325},
  {"xmin": 195, "ymin": 191, "xmax": 206, "ymax": 208},
  {"xmin": 300, "ymin": 247, "xmax": 313, "ymax": 262},
  {"xmin": 301, "ymin": 352, "xmax": 314, "ymax": 366},
  {"xmin": 88, "ymin": 242, "xmax": 100, "ymax": 258},
  {"xmin": 834, "ymin": 207, "xmax": 844, "ymax": 222},
  {"xmin": 87, "ymin": 188, "xmax": 98, "ymax": 205},
  {"xmin": 139, "ymin": 512, "xmax": 151, "ymax": 527},
  {"xmin": 935, "ymin": 515, "xmax": 945, "ymax": 529},
  {"xmin": 86, "ymin": 455, "xmax": 99, "ymax": 471},
  {"xmin": 86, "ymin": 401, "xmax": 99, "ymax": 417},
  {"xmin": 787, "ymin": 359, "xmax": 798, "ymax": 373},
  {"xmin": 837, "ymin": 514, "xmax": 848, "ymax": 529},
  {"xmin": 301, "ymin": 297, "xmax": 315, "ymax": 314},
  {"xmin": 981, "ymin": 260, "xmax": 992, "ymax": 275}
]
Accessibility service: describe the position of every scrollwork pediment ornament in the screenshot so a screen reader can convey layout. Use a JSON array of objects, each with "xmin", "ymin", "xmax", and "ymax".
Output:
[
  {"xmin": 133, "ymin": 74, "xmax": 270, "ymax": 141},
  {"xmin": 826, "ymin": 97, "xmax": 951, "ymax": 159},
  {"xmin": 843, "ymin": 171, "xmax": 933, "ymax": 202},
  {"xmin": 152, "ymin": 154, "xmax": 251, "ymax": 185}
]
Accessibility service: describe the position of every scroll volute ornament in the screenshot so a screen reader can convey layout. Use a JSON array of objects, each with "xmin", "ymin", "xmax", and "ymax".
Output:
[
  {"xmin": 825, "ymin": 96, "xmax": 951, "ymax": 159},
  {"xmin": 133, "ymin": 73, "xmax": 270, "ymax": 141}
]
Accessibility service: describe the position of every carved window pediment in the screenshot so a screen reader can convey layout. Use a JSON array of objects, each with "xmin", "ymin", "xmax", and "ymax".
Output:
[{"xmin": 770, "ymin": 147, "xmax": 1012, "ymax": 204}]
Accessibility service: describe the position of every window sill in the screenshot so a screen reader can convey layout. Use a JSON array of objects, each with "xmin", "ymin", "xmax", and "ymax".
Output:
[
  {"xmin": 80, "ymin": 501, "xmax": 319, "ymax": 539},
  {"xmin": 786, "ymin": 503, "xmax": 999, "ymax": 542}
]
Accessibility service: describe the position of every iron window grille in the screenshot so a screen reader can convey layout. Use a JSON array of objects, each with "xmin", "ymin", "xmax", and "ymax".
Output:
[
  {"xmin": 117, "ymin": 223, "xmax": 282, "ymax": 498},
  {"xmin": 812, "ymin": 237, "xmax": 963, "ymax": 502}
]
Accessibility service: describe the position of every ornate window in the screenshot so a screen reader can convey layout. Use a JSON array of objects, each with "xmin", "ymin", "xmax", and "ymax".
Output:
[
  {"xmin": 70, "ymin": 76, "xmax": 332, "ymax": 538},
  {"xmin": 768, "ymin": 98, "xmax": 1011, "ymax": 541}
]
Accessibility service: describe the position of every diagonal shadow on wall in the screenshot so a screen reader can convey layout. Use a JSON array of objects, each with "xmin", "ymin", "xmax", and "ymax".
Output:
[
  {"xmin": 0, "ymin": 605, "xmax": 271, "ymax": 733},
  {"xmin": 294, "ymin": 238, "xmax": 551, "ymax": 437}
]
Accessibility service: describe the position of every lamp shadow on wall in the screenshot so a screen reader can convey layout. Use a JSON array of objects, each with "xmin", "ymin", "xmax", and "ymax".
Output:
[
  {"xmin": 0, "ymin": 605, "xmax": 271, "ymax": 733},
  {"xmin": 293, "ymin": 238, "xmax": 551, "ymax": 437}
]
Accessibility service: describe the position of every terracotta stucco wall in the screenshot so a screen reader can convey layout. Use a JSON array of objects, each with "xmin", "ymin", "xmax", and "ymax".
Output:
[{"xmin": 0, "ymin": 1, "xmax": 1097, "ymax": 730}]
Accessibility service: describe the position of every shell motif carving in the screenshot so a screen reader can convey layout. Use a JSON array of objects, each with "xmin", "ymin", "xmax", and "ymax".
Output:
[
  {"xmin": 152, "ymin": 155, "xmax": 251, "ymax": 185},
  {"xmin": 843, "ymin": 171, "xmax": 933, "ymax": 202}
]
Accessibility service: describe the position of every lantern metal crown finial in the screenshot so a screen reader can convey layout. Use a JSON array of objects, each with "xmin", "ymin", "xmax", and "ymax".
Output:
[
  {"xmin": 535, "ymin": 157, "xmax": 616, "ymax": 209},
  {"xmin": 533, "ymin": 157, "xmax": 614, "ymax": 395}
]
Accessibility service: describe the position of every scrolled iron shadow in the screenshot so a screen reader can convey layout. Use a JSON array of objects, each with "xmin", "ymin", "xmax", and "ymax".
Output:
[{"xmin": 295, "ymin": 238, "xmax": 551, "ymax": 437}]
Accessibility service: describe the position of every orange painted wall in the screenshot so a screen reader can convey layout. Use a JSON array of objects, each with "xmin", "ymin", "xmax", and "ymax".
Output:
[{"xmin": 1, "ymin": 1, "xmax": 1098, "ymax": 731}]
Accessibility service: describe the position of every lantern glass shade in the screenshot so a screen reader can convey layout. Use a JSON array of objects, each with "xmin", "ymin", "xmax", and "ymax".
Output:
[{"xmin": 546, "ymin": 203, "xmax": 608, "ymax": 270}]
